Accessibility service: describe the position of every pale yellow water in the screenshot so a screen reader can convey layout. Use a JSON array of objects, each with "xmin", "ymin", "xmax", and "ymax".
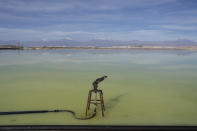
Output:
[{"xmin": 0, "ymin": 49, "xmax": 197, "ymax": 125}]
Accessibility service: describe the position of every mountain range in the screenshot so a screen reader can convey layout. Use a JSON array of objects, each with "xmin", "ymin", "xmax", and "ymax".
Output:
[{"xmin": 0, "ymin": 39, "xmax": 197, "ymax": 47}]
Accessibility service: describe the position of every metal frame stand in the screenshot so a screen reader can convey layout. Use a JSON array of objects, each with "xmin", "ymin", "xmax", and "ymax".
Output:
[{"xmin": 85, "ymin": 89, "xmax": 105, "ymax": 117}]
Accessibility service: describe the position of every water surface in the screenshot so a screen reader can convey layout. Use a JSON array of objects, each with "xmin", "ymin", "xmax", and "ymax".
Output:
[{"xmin": 0, "ymin": 49, "xmax": 197, "ymax": 125}]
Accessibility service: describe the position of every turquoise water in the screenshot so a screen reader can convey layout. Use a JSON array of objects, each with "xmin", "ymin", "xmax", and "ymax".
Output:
[{"xmin": 0, "ymin": 49, "xmax": 197, "ymax": 125}]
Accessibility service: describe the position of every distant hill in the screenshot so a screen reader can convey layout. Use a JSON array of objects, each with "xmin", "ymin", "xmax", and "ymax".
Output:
[{"xmin": 0, "ymin": 39, "xmax": 197, "ymax": 47}]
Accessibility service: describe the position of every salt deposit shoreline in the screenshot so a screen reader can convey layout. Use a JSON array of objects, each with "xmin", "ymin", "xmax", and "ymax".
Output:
[{"xmin": 1, "ymin": 45, "xmax": 197, "ymax": 51}]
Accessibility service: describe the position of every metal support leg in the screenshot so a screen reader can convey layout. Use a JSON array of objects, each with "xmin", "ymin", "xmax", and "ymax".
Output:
[
  {"xmin": 86, "ymin": 90, "xmax": 92, "ymax": 116},
  {"xmin": 85, "ymin": 89, "xmax": 105, "ymax": 117},
  {"xmin": 98, "ymin": 90, "xmax": 104, "ymax": 117}
]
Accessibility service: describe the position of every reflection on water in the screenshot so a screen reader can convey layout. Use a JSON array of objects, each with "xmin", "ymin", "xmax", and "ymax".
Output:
[{"xmin": 0, "ymin": 49, "xmax": 197, "ymax": 125}]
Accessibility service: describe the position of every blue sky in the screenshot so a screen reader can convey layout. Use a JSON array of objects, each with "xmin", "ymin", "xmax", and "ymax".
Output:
[{"xmin": 0, "ymin": 0, "xmax": 197, "ymax": 41}]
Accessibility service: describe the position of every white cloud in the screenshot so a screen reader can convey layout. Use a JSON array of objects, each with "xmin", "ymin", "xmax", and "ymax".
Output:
[
  {"xmin": 0, "ymin": 28, "xmax": 39, "ymax": 40},
  {"xmin": 125, "ymin": 30, "xmax": 197, "ymax": 41},
  {"xmin": 0, "ymin": 27, "xmax": 197, "ymax": 41},
  {"xmin": 161, "ymin": 25, "xmax": 197, "ymax": 30},
  {"xmin": 41, "ymin": 38, "xmax": 47, "ymax": 41},
  {"xmin": 0, "ymin": 0, "xmax": 74, "ymax": 12},
  {"xmin": 0, "ymin": 28, "xmax": 102, "ymax": 41},
  {"xmin": 0, "ymin": 0, "xmax": 177, "ymax": 13},
  {"xmin": 65, "ymin": 36, "xmax": 72, "ymax": 40}
]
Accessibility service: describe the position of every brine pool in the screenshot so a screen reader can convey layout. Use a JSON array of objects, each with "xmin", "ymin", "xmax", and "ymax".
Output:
[{"xmin": 0, "ymin": 49, "xmax": 197, "ymax": 125}]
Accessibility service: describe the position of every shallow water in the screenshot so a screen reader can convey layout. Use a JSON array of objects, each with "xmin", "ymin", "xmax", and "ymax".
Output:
[{"xmin": 0, "ymin": 49, "xmax": 197, "ymax": 125}]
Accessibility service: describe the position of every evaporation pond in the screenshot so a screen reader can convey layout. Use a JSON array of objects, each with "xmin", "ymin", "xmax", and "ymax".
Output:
[{"xmin": 0, "ymin": 49, "xmax": 197, "ymax": 125}]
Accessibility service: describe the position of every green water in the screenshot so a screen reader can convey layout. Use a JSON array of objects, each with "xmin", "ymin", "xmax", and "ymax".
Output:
[{"xmin": 0, "ymin": 49, "xmax": 197, "ymax": 125}]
